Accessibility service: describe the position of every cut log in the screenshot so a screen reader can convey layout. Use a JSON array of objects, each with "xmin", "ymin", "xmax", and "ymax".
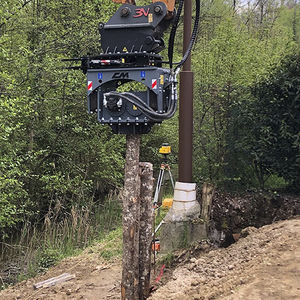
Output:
[
  {"xmin": 121, "ymin": 134, "xmax": 141, "ymax": 300},
  {"xmin": 33, "ymin": 273, "xmax": 75, "ymax": 289},
  {"xmin": 139, "ymin": 162, "xmax": 154, "ymax": 300},
  {"xmin": 201, "ymin": 183, "xmax": 215, "ymax": 222}
]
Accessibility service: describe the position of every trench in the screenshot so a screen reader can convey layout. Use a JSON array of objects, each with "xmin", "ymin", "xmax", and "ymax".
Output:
[{"xmin": 208, "ymin": 191, "xmax": 300, "ymax": 248}]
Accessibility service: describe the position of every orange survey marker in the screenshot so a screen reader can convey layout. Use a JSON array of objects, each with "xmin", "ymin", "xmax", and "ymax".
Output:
[
  {"xmin": 152, "ymin": 239, "xmax": 160, "ymax": 252},
  {"xmin": 162, "ymin": 197, "xmax": 173, "ymax": 208}
]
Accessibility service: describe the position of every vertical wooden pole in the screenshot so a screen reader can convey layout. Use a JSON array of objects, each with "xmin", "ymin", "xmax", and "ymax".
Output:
[
  {"xmin": 200, "ymin": 183, "xmax": 215, "ymax": 223},
  {"xmin": 121, "ymin": 134, "xmax": 141, "ymax": 300},
  {"xmin": 179, "ymin": 0, "xmax": 194, "ymax": 182},
  {"xmin": 139, "ymin": 162, "xmax": 154, "ymax": 300}
]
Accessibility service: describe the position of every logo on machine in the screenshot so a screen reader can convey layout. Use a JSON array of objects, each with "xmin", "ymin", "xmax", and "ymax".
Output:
[
  {"xmin": 133, "ymin": 8, "xmax": 150, "ymax": 18},
  {"xmin": 112, "ymin": 72, "xmax": 129, "ymax": 79}
]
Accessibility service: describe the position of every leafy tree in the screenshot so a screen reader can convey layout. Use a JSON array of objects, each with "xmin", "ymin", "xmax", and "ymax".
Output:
[
  {"xmin": 0, "ymin": 0, "xmax": 125, "ymax": 235},
  {"xmin": 240, "ymin": 52, "xmax": 300, "ymax": 190},
  {"xmin": 192, "ymin": 0, "xmax": 295, "ymax": 188}
]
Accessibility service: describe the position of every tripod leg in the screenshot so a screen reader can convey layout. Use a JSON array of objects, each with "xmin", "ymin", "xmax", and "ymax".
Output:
[
  {"xmin": 158, "ymin": 169, "xmax": 166, "ymax": 206},
  {"xmin": 168, "ymin": 169, "xmax": 175, "ymax": 189},
  {"xmin": 153, "ymin": 168, "xmax": 164, "ymax": 205}
]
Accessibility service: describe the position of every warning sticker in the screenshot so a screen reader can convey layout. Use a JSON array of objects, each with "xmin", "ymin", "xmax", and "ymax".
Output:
[
  {"xmin": 152, "ymin": 79, "xmax": 157, "ymax": 89},
  {"xmin": 87, "ymin": 81, "xmax": 93, "ymax": 91}
]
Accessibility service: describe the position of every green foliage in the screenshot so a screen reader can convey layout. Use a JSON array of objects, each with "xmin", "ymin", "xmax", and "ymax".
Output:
[
  {"xmin": 240, "ymin": 52, "xmax": 300, "ymax": 190},
  {"xmin": 192, "ymin": 0, "xmax": 298, "ymax": 189},
  {"xmin": 96, "ymin": 227, "xmax": 123, "ymax": 261},
  {"xmin": 0, "ymin": 194, "xmax": 122, "ymax": 287},
  {"xmin": 0, "ymin": 0, "xmax": 125, "ymax": 235},
  {"xmin": 159, "ymin": 252, "xmax": 175, "ymax": 268},
  {"xmin": 37, "ymin": 247, "xmax": 62, "ymax": 272}
]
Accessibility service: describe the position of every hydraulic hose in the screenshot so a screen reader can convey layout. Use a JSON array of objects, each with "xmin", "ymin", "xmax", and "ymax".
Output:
[
  {"xmin": 174, "ymin": 0, "xmax": 200, "ymax": 73},
  {"xmin": 106, "ymin": 84, "xmax": 177, "ymax": 122},
  {"xmin": 107, "ymin": 92, "xmax": 175, "ymax": 122},
  {"xmin": 168, "ymin": 0, "xmax": 201, "ymax": 73},
  {"xmin": 168, "ymin": 0, "xmax": 184, "ymax": 69}
]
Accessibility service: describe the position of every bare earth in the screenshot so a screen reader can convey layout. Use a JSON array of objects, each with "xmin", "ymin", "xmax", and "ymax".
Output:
[{"xmin": 1, "ymin": 217, "xmax": 299, "ymax": 300}]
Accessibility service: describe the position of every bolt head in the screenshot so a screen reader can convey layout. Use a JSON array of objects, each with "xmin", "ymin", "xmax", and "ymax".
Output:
[
  {"xmin": 121, "ymin": 7, "xmax": 130, "ymax": 17},
  {"xmin": 154, "ymin": 5, "xmax": 163, "ymax": 14}
]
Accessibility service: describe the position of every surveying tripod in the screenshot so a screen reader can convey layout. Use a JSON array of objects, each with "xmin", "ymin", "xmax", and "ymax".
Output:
[{"xmin": 153, "ymin": 143, "xmax": 175, "ymax": 206}]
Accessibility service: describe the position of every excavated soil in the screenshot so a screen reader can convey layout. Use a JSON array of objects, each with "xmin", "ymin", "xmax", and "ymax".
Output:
[
  {"xmin": 149, "ymin": 217, "xmax": 300, "ymax": 300},
  {"xmin": 0, "ymin": 217, "xmax": 299, "ymax": 300}
]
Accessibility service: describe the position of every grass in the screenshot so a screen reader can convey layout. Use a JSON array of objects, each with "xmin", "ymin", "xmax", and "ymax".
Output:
[
  {"xmin": 158, "ymin": 252, "xmax": 175, "ymax": 268},
  {"xmin": 99, "ymin": 228, "xmax": 123, "ymax": 261},
  {"xmin": 86, "ymin": 226, "xmax": 123, "ymax": 262},
  {"xmin": 0, "ymin": 192, "xmax": 122, "ymax": 290},
  {"xmin": 155, "ymin": 206, "xmax": 169, "ymax": 227},
  {"xmin": 0, "ymin": 194, "xmax": 173, "ymax": 290}
]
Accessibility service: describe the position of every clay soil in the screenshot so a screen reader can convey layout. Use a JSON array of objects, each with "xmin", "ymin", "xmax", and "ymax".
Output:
[{"xmin": 0, "ymin": 217, "xmax": 299, "ymax": 300}]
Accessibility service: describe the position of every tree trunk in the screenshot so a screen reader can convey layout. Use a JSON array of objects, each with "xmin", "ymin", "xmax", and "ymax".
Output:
[
  {"xmin": 201, "ymin": 183, "xmax": 215, "ymax": 222},
  {"xmin": 121, "ymin": 135, "xmax": 141, "ymax": 300},
  {"xmin": 139, "ymin": 162, "xmax": 154, "ymax": 300}
]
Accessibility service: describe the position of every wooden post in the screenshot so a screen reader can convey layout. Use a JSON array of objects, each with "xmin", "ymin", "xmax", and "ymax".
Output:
[
  {"xmin": 200, "ymin": 182, "xmax": 215, "ymax": 223},
  {"xmin": 121, "ymin": 135, "xmax": 141, "ymax": 300},
  {"xmin": 139, "ymin": 162, "xmax": 154, "ymax": 300}
]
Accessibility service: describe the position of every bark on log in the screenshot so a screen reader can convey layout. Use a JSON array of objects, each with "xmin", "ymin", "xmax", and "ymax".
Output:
[
  {"xmin": 201, "ymin": 182, "xmax": 215, "ymax": 222},
  {"xmin": 121, "ymin": 135, "xmax": 141, "ymax": 300},
  {"xmin": 139, "ymin": 162, "xmax": 154, "ymax": 300}
]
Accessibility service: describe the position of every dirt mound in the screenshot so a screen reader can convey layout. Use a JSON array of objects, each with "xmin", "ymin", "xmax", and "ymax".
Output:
[
  {"xmin": 209, "ymin": 191, "xmax": 300, "ymax": 246},
  {"xmin": 0, "ymin": 252, "xmax": 122, "ymax": 300},
  {"xmin": 0, "ymin": 217, "xmax": 299, "ymax": 300},
  {"xmin": 149, "ymin": 217, "xmax": 300, "ymax": 300}
]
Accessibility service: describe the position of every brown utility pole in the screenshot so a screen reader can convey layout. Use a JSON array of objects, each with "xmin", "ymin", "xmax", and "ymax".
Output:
[{"xmin": 179, "ymin": 0, "xmax": 193, "ymax": 183}]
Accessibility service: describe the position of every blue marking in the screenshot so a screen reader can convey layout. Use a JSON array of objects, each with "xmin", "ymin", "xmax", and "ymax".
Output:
[
  {"xmin": 140, "ymin": 71, "xmax": 146, "ymax": 78},
  {"xmin": 98, "ymin": 72, "xmax": 103, "ymax": 80}
]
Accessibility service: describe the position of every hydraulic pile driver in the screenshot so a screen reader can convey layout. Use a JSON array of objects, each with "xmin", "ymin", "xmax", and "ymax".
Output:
[{"xmin": 65, "ymin": 0, "xmax": 200, "ymax": 134}]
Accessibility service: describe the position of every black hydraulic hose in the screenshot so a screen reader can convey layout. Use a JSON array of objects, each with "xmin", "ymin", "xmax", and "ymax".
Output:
[
  {"xmin": 168, "ymin": 0, "xmax": 184, "ymax": 69},
  {"xmin": 124, "ymin": 92, "xmax": 177, "ymax": 120},
  {"xmin": 106, "ymin": 92, "xmax": 177, "ymax": 122},
  {"xmin": 174, "ymin": 0, "xmax": 200, "ymax": 73},
  {"xmin": 123, "ymin": 94, "xmax": 174, "ymax": 121},
  {"xmin": 121, "ymin": 92, "xmax": 176, "ymax": 121},
  {"xmin": 168, "ymin": 0, "xmax": 201, "ymax": 72}
]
